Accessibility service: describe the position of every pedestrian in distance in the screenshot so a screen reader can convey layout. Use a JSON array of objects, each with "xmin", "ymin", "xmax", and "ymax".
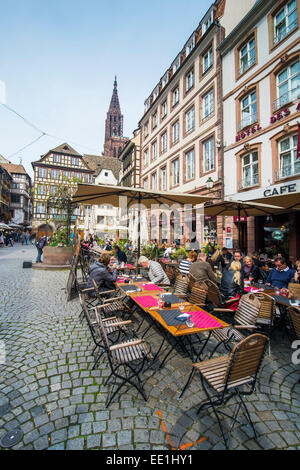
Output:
[{"xmin": 35, "ymin": 235, "xmax": 47, "ymax": 263}]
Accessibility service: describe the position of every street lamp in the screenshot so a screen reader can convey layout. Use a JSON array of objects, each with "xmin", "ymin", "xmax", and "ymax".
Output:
[{"xmin": 206, "ymin": 177, "xmax": 214, "ymax": 190}]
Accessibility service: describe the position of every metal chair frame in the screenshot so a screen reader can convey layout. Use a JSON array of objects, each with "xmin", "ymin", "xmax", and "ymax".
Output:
[
  {"xmin": 195, "ymin": 334, "xmax": 268, "ymax": 449},
  {"xmin": 95, "ymin": 308, "xmax": 153, "ymax": 407}
]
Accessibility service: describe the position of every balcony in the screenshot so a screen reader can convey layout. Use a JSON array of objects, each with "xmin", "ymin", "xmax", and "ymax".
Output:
[
  {"xmin": 238, "ymin": 174, "xmax": 259, "ymax": 190},
  {"xmin": 273, "ymin": 86, "xmax": 300, "ymax": 112},
  {"xmin": 274, "ymin": 19, "xmax": 298, "ymax": 46},
  {"xmin": 238, "ymin": 112, "xmax": 258, "ymax": 132},
  {"xmin": 275, "ymin": 163, "xmax": 300, "ymax": 181},
  {"xmin": 239, "ymin": 55, "xmax": 256, "ymax": 76}
]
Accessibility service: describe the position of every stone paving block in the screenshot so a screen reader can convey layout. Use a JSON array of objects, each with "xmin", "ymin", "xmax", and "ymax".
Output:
[
  {"xmin": 134, "ymin": 429, "xmax": 150, "ymax": 443},
  {"xmin": 86, "ymin": 434, "xmax": 101, "ymax": 449},
  {"xmin": 66, "ymin": 438, "xmax": 85, "ymax": 450},
  {"xmin": 51, "ymin": 429, "xmax": 68, "ymax": 445},
  {"xmin": 102, "ymin": 433, "xmax": 117, "ymax": 448}
]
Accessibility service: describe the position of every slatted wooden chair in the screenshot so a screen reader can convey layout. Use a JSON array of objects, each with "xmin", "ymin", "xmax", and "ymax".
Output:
[
  {"xmin": 79, "ymin": 293, "xmax": 133, "ymax": 370},
  {"xmin": 210, "ymin": 293, "xmax": 261, "ymax": 355},
  {"xmin": 92, "ymin": 279, "xmax": 131, "ymax": 317},
  {"xmin": 203, "ymin": 279, "xmax": 241, "ymax": 311},
  {"xmin": 173, "ymin": 273, "xmax": 189, "ymax": 297},
  {"xmin": 193, "ymin": 333, "xmax": 268, "ymax": 449},
  {"xmin": 95, "ymin": 308, "xmax": 153, "ymax": 407},
  {"xmin": 189, "ymin": 282, "xmax": 209, "ymax": 308},
  {"xmin": 254, "ymin": 292, "xmax": 276, "ymax": 332},
  {"xmin": 288, "ymin": 283, "xmax": 300, "ymax": 300}
]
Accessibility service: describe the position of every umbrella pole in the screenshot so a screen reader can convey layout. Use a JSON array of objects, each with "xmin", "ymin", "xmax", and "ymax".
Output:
[
  {"xmin": 137, "ymin": 194, "xmax": 141, "ymax": 263},
  {"xmin": 238, "ymin": 205, "xmax": 241, "ymax": 250}
]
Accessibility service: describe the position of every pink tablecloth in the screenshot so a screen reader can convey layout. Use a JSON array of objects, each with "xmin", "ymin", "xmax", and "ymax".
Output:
[
  {"xmin": 140, "ymin": 283, "xmax": 163, "ymax": 291},
  {"xmin": 132, "ymin": 295, "xmax": 158, "ymax": 308},
  {"xmin": 189, "ymin": 310, "xmax": 224, "ymax": 330},
  {"xmin": 116, "ymin": 278, "xmax": 126, "ymax": 283},
  {"xmin": 244, "ymin": 287, "xmax": 263, "ymax": 293}
]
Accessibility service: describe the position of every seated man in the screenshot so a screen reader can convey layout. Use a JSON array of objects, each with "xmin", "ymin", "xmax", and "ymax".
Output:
[
  {"xmin": 86, "ymin": 253, "xmax": 118, "ymax": 296},
  {"xmin": 113, "ymin": 245, "xmax": 127, "ymax": 264},
  {"xmin": 138, "ymin": 256, "xmax": 170, "ymax": 285},
  {"xmin": 266, "ymin": 257, "xmax": 295, "ymax": 289},
  {"xmin": 189, "ymin": 252, "xmax": 217, "ymax": 283}
]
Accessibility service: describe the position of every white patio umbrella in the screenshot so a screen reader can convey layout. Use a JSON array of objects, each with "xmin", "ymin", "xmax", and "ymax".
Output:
[{"xmin": 0, "ymin": 223, "xmax": 10, "ymax": 230}]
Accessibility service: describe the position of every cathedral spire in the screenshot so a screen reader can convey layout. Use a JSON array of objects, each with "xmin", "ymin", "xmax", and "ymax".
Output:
[{"xmin": 103, "ymin": 77, "xmax": 127, "ymax": 158}]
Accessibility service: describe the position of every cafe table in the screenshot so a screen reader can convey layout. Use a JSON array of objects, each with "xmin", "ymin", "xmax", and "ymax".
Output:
[{"xmin": 116, "ymin": 280, "xmax": 229, "ymax": 370}]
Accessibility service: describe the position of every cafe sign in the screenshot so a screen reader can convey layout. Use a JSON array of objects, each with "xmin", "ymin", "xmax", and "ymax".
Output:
[
  {"xmin": 263, "ymin": 183, "xmax": 296, "ymax": 197},
  {"xmin": 236, "ymin": 102, "xmax": 300, "ymax": 142}
]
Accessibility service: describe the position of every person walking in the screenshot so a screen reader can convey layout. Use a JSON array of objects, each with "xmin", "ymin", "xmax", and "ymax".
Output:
[
  {"xmin": 35, "ymin": 235, "xmax": 47, "ymax": 263},
  {"xmin": 25, "ymin": 231, "xmax": 30, "ymax": 246}
]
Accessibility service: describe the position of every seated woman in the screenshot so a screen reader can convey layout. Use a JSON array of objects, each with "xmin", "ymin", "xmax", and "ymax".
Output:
[
  {"xmin": 220, "ymin": 260, "xmax": 244, "ymax": 306},
  {"xmin": 179, "ymin": 250, "xmax": 197, "ymax": 275},
  {"xmin": 243, "ymin": 256, "xmax": 260, "ymax": 283},
  {"xmin": 86, "ymin": 253, "xmax": 118, "ymax": 297},
  {"xmin": 294, "ymin": 263, "xmax": 300, "ymax": 284}
]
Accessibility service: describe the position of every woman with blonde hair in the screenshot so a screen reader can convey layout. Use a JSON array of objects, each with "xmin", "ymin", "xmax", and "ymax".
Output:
[{"xmin": 220, "ymin": 260, "xmax": 244, "ymax": 304}]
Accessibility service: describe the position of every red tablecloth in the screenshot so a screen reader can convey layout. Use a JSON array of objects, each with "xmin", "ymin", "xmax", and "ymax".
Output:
[
  {"xmin": 189, "ymin": 310, "xmax": 224, "ymax": 329},
  {"xmin": 140, "ymin": 283, "xmax": 163, "ymax": 291},
  {"xmin": 132, "ymin": 296, "xmax": 158, "ymax": 308}
]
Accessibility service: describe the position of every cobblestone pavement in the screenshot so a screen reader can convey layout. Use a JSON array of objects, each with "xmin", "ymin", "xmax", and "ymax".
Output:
[{"xmin": 0, "ymin": 245, "xmax": 300, "ymax": 450}]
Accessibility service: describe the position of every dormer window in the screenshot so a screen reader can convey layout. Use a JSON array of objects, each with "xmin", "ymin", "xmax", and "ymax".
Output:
[{"xmin": 274, "ymin": 0, "xmax": 298, "ymax": 45}]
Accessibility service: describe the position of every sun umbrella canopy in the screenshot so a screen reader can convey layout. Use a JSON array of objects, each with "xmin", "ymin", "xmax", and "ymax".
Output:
[
  {"xmin": 250, "ymin": 192, "xmax": 300, "ymax": 211},
  {"xmin": 72, "ymin": 183, "xmax": 212, "ymax": 208},
  {"xmin": 203, "ymin": 199, "xmax": 283, "ymax": 217},
  {"xmin": 0, "ymin": 223, "xmax": 10, "ymax": 230}
]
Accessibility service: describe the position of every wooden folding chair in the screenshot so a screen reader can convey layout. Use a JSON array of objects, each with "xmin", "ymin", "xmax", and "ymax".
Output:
[
  {"xmin": 210, "ymin": 293, "xmax": 261, "ymax": 355},
  {"xmin": 288, "ymin": 283, "xmax": 300, "ymax": 301},
  {"xmin": 92, "ymin": 279, "xmax": 131, "ymax": 317},
  {"xmin": 79, "ymin": 293, "xmax": 133, "ymax": 370},
  {"xmin": 95, "ymin": 308, "xmax": 153, "ymax": 407},
  {"xmin": 193, "ymin": 334, "xmax": 268, "ymax": 449},
  {"xmin": 203, "ymin": 279, "xmax": 240, "ymax": 312}
]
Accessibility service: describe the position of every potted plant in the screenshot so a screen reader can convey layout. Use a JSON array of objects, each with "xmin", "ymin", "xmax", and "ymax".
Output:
[{"xmin": 171, "ymin": 247, "xmax": 188, "ymax": 262}]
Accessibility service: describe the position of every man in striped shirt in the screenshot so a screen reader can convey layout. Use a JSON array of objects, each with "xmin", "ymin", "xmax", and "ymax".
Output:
[
  {"xmin": 138, "ymin": 256, "xmax": 170, "ymax": 285},
  {"xmin": 179, "ymin": 250, "xmax": 198, "ymax": 275}
]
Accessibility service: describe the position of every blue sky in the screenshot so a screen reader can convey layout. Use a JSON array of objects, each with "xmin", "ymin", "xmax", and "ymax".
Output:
[{"xmin": 0, "ymin": 0, "xmax": 212, "ymax": 177}]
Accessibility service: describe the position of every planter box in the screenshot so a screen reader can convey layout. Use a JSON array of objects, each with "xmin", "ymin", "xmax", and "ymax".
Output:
[{"xmin": 43, "ymin": 246, "xmax": 74, "ymax": 266}]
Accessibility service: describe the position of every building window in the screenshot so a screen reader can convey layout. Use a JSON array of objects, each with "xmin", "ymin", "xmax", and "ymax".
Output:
[
  {"xmin": 239, "ymin": 36, "xmax": 256, "ymax": 75},
  {"xmin": 144, "ymin": 121, "xmax": 149, "ymax": 138},
  {"xmin": 203, "ymin": 137, "xmax": 214, "ymax": 172},
  {"xmin": 152, "ymin": 112, "xmax": 158, "ymax": 129},
  {"xmin": 53, "ymin": 154, "xmax": 61, "ymax": 163},
  {"xmin": 172, "ymin": 159, "xmax": 180, "ymax": 186},
  {"xmin": 172, "ymin": 120, "xmax": 180, "ymax": 144},
  {"xmin": 37, "ymin": 184, "xmax": 46, "ymax": 195},
  {"xmin": 186, "ymin": 149, "xmax": 195, "ymax": 181},
  {"xmin": 152, "ymin": 172, "xmax": 157, "ymax": 190},
  {"xmin": 161, "ymin": 101, "xmax": 167, "ymax": 119},
  {"xmin": 152, "ymin": 141, "xmax": 157, "ymax": 160},
  {"xmin": 203, "ymin": 48, "xmax": 213, "ymax": 73},
  {"xmin": 38, "ymin": 168, "xmax": 47, "ymax": 178},
  {"xmin": 144, "ymin": 178, "xmax": 149, "ymax": 190},
  {"xmin": 239, "ymin": 90, "xmax": 257, "ymax": 130},
  {"xmin": 144, "ymin": 148, "xmax": 149, "ymax": 167},
  {"xmin": 72, "ymin": 157, "xmax": 79, "ymax": 166},
  {"xmin": 97, "ymin": 215, "xmax": 105, "ymax": 224},
  {"xmin": 161, "ymin": 132, "xmax": 167, "ymax": 154},
  {"xmin": 274, "ymin": 0, "xmax": 298, "ymax": 45},
  {"xmin": 173, "ymin": 87, "xmax": 179, "ymax": 107},
  {"xmin": 74, "ymin": 172, "xmax": 82, "ymax": 181},
  {"xmin": 50, "ymin": 185, "xmax": 57, "ymax": 195},
  {"xmin": 84, "ymin": 174, "xmax": 90, "ymax": 183},
  {"xmin": 37, "ymin": 203, "xmax": 46, "ymax": 214},
  {"xmin": 203, "ymin": 89, "xmax": 214, "ymax": 119},
  {"xmin": 186, "ymin": 69, "xmax": 194, "ymax": 92},
  {"xmin": 185, "ymin": 107, "xmax": 195, "ymax": 133},
  {"xmin": 52, "ymin": 169, "xmax": 59, "ymax": 179},
  {"xmin": 274, "ymin": 60, "xmax": 300, "ymax": 111},
  {"xmin": 161, "ymin": 167, "xmax": 167, "ymax": 191},
  {"xmin": 279, "ymin": 134, "xmax": 300, "ymax": 178},
  {"xmin": 63, "ymin": 171, "xmax": 71, "ymax": 179},
  {"xmin": 241, "ymin": 152, "xmax": 259, "ymax": 188}
]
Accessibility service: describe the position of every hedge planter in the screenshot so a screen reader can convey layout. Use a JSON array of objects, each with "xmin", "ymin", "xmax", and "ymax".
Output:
[{"xmin": 43, "ymin": 246, "xmax": 74, "ymax": 266}]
